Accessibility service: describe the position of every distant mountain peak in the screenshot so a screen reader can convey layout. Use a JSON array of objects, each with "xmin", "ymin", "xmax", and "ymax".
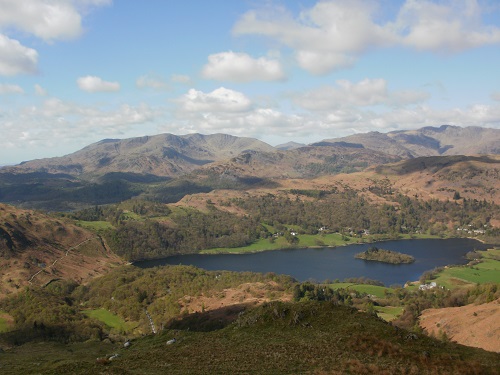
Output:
[
  {"xmin": 322, "ymin": 125, "xmax": 499, "ymax": 158},
  {"xmin": 275, "ymin": 141, "xmax": 306, "ymax": 150},
  {"xmin": 3, "ymin": 132, "xmax": 276, "ymax": 178}
]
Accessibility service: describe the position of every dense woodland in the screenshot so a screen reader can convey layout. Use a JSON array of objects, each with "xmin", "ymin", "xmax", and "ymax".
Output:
[
  {"xmin": 293, "ymin": 280, "xmax": 500, "ymax": 331},
  {"xmin": 66, "ymin": 187, "xmax": 500, "ymax": 261},
  {"xmin": 355, "ymin": 247, "xmax": 415, "ymax": 264},
  {"xmin": 0, "ymin": 266, "xmax": 295, "ymax": 343}
]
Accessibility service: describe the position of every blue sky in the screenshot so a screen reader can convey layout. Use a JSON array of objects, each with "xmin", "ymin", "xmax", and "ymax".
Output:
[{"xmin": 1, "ymin": 0, "xmax": 500, "ymax": 164}]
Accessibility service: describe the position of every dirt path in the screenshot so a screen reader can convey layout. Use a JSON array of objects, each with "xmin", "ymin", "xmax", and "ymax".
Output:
[{"xmin": 27, "ymin": 237, "xmax": 95, "ymax": 284}]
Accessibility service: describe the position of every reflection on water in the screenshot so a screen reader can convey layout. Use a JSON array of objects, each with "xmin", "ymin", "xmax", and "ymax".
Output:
[{"xmin": 135, "ymin": 238, "xmax": 488, "ymax": 286}]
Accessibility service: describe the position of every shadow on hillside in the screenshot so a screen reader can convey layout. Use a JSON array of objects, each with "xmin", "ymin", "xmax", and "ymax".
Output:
[
  {"xmin": 375, "ymin": 155, "xmax": 499, "ymax": 175},
  {"xmin": 166, "ymin": 303, "xmax": 250, "ymax": 332}
]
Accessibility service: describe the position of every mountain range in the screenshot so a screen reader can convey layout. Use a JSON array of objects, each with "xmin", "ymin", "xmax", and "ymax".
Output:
[
  {"xmin": 1, "ymin": 125, "xmax": 499, "ymax": 210},
  {"xmin": 325, "ymin": 125, "xmax": 500, "ymax": 158},
  {"xmin": 3, "ymin": 125, "xmax": 499, "ymax": 180}
]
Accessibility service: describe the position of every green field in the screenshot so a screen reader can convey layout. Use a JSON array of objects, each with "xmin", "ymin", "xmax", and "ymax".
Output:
[
  {"xmin": 200, "ymin": 231, "xmax": 441, "ymax": 255},
  {"xmin": 201, "ymin": 233, "xmax": 359, "ymax": 254},
  {"xmin": 327, "ymin": 283, "xmax": 403, "ymax": 321},
  {"xmin": 76, "ymin": 220, "xmax": 114, "ymax": 231},
  {"xmin": 374, "ymin": 306, "xmax": 404, "ymax": 321},
  {"xmin": 432, "ymin": 248, "xmax": 500, "ymax": 289},
  {"xmin": 83, "ymin": 309, "xmax": 137, "ymax": 333},
  {"xmin": 328, "ymin": 283, "xmax": 393, "ymax": 298}
]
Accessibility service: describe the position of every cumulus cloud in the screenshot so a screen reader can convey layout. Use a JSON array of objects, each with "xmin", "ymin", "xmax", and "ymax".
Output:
[
  {"xmin": 34, "ymin": 84, "xmax": 48, "ymax": 96},
  {"xmin": 165, "ymin": 107, "xmax": 306, "ymax": 139},
  {"xmin": 0, "ymin": 0, "xmax": 97, "ymax": 42},
  {"xmin": 0, "ymin": 83, "xmax": 24, "ymax": 95},
  {"xmin": 395, "ymin": 0, "xmax": 500, "ymax": 52},
  {"xmin": 202, "ymin": 51, "xmax": 286, "ymax": 82},
  {"xmin": 169, "ymin": 86, "xmax": 311, "ymax": 137},
  {"xmin": 491, "ymin": 92, "xmax": 500, "ymax": 102},
  {"xmin": 136, "ymin": 74, "xmax": 169, "ymax": 90},
  {"xmin": 177, "ymin": 87, "xmax": 252, "ymax": 113},
  {"xmin": 29, "ymin": 98, "xmax": 154, "ymax": 129},
  {"xmin": 0, "ymin": 0, "xmax": 109, "ymax": 76},
  {"xmin": 0, "ymin": 98, "xmax": 156, "ymax": 163},
  {"xmin": 295, "ymin": 51, "xmax": 355, "ymax": 75},
  {"xmin": 293, "ymin": 79, "xmax": 429, "ymax": 110},
  {"xmin": 0, "ymin": 34, "xmax": 38, "ymax": 76},
  {"xmin": 234, "ymin": 0, "xmax": 500, "ymax": 74},
  {"xmin": 77, "ymin": 75, "xmax": 120, "ymax": 92},
  {"xmin": 0, "ymin": 0, "xmax": 81, "ymax": 42},
  {"xmin": 171, "ymin": 74, "xmax": 192, "ymax": 84}
]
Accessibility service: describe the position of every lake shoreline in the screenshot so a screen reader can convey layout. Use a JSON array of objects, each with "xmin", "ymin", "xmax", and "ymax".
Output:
[
  {"xmin": 199, "ymin": 234, "xmax": 446, "ymax": 256},
  {"xmin": 134, "ymin": 238, "xmax": 490, "ymax": 287}
]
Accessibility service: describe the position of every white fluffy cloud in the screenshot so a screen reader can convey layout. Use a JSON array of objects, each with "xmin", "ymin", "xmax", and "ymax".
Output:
[
  {"xmin": 491, "ymin": 92, "xmax": 500, "ymax": 102},
  {"xmin": 395, "ymin": 0, "xmax": 500, "ymax": 52},
  {"xmin": 293, "ymin": 79, "xmax": 429, "ymax": 110},
  {"xmin": 202, "ymin": 51, "xmax": 286, "ymax": 82},
  {"xmin": 170, "ymin": 87, "xmax": 309, "ymax": 137},
  {"xmin": 171, "ymin": 74, "xmax": 191, "ymax": 84},
  {"xmin": 0, "ymin": 0, "xmax": 109, "ymax": 76},
  {"xmin": 0, "ymin": 83, "xmax": 24, "ymax": 95},
  {"xmin": 34, "ymin": 84, "xmax": 48, "ymax": 96},
  {"xmin": 0, "ymin": 98, "xmax": 156, "ymax": 163},
  {"xmin": 0, "ymin": 0, "xmax": 97, "ymax": 42},
  {"xmin": 177, "ymin": 87, "xmax": 252, "ymax": 113},
  {"xmin": 0, "ymin": 34, "xmax": 38, "ymax": 76},
  {"xmin": 30, "ymin": 98, "xmax": 154, "ymax": 129},
  {"xmin": 166, "ymin": 107, "xmax": 306, "ymax": 139},
  {"xmin": 234, "ymin": 0, "xmax": 500, "ymax": 74},
  {"xmin": 77, "ymin": 75, "xmax": 120, "ymax": 92},
  {"xmin": 136, "ymin": 74, "xmax": 169, "ymax": 90}
]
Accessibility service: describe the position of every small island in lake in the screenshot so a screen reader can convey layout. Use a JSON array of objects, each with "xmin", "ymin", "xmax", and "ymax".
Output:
[{"xmin": 355, "ymin": 246, "xmax": 415, "ymax": 264}]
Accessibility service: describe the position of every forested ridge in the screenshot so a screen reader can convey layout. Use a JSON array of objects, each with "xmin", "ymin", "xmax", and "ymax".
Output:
[{"xmin": 67, "ymin": 188, "xmax": 500, "ymax": 261}]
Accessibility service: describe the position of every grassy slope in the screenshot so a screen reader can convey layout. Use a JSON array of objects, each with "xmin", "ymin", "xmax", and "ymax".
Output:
[
  {"xmin": 433, "ymin": 249, "xmax": 500, "ymax": 289},
  {"xmin": 1, "ymin": 302, "xmax": 499, "ymax": 375},
  {"xmin": 83, "ymin": 309, "xmax": 137, "ymax": 333},
  {"xmin": 328, "ymin": 283, "xmax": 393, "ymax": 298},
  {"xmin": 375, "ymin": 306, "xmax": 404, "ymax": 322},
  {"xmin": 200, "ymin": 233, "xmax": 352, "ymax": 254},
  {"xmin": 201, "ymin": 233, "xmax": 440, "ymax": 254},
  {"xmin": 0, "ymin": 311, "xmax": 13, "ymax": 333},
  {"xmin": 328, "ymin": 283, "xmax": 404, "ymax": 321}
]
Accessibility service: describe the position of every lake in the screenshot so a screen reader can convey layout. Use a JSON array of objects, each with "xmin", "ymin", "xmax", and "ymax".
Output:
[{"xmin": 135, "ymin": 238, "xmax": 488, "ymax": 286}]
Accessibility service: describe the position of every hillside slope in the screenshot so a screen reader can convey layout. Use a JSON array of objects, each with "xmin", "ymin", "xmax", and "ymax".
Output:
[
  {"xmin": 2, "ymin": 301, "xmax": 499, "ymax": 374},
  {"xmin": 326, "ymin": 125, "xmax": 500, "ymax": 157},
  {"xmin": 0, "ymin": 204, "xmax": 123, "ymax": 297},
  {"xmin": 372, "ymin": 154, "xmax": 500, "ymax": 203},
  {"xmin": 198, "ymin": 144, "xmax": 401, "ymax": 180},
  {"xmin": 420, "ymin": 299, "xmax": 500, "ymax": 353}
]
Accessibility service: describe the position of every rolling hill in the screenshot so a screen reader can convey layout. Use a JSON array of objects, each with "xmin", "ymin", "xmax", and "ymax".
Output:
[{"xmin": 0, "ymin": 204, "xmax": 123, "ymax": 298}]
